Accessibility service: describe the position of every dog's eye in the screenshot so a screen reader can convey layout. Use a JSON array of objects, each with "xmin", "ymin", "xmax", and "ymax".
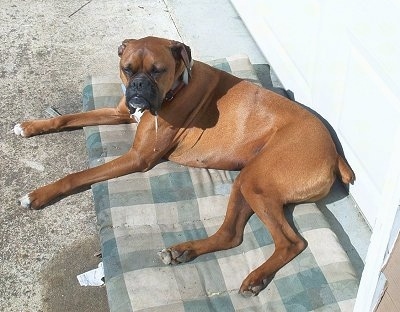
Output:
[
  {"xmin": 122, "ymin": 67, "xmax": 134, "ymax": 76},
  {"xmin": 151, "ymin": 66, "xmax": 166, "ymax": 76}
]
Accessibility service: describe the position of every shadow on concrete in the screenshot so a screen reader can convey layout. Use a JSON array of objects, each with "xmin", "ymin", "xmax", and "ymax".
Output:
[{"xmin": 41, "ymin": 235, "xmax": 108, "ymax": 312}]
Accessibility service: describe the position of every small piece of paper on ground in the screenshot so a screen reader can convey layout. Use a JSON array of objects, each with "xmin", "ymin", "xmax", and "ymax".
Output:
[{"xmin": 76, "ymin": 262, "xmax": 104, "ymax": 286}]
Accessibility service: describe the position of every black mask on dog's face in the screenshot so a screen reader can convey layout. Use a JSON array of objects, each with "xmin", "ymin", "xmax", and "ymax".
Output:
[{"xmin": 124, "ymin": 72, "xmax": 160, "ymax": 115}]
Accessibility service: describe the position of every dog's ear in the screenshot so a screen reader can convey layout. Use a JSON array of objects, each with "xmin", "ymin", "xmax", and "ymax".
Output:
[
  {"xmin": 170, "ymin": 41, "xmax": 192, "ymax": 78},
  {"xmin": 118, "ymin": 39, "xmax": 136, "ymax": 57}
]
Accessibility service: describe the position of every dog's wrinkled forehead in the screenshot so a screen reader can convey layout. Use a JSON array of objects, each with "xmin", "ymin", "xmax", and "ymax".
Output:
[{"xmin": 118, "ymin": 37, "xmax": 178, "ymax": 73}]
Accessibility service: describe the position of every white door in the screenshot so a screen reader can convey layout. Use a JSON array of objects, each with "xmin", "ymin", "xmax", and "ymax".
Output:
[{"xmin": 231, "ymin": 0, "xmax": 400, "ymax": 310}]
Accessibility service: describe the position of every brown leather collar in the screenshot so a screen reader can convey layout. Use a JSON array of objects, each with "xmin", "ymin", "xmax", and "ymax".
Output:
[
  {"xmin": 164, "ymin": 80, "xmax": 186, "ymax": 102},
  {"xmin": 163, "ymin": 61, "xmax": 193, "ymax": 102}
]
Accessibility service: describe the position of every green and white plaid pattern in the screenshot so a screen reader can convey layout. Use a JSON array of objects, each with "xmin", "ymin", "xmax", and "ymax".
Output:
[{"xmin": 82, "ymin": 56, "xmax": 359, "ymax": 312}]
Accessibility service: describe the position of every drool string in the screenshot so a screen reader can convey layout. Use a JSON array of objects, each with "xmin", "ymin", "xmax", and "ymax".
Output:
[{"xmin": 154, "ymin": 112, "xmax": 158, "ymax": 152}]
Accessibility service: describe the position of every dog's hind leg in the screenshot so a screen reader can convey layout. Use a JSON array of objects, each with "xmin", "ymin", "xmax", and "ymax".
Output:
[
  {"xmin": 238, "ymin": 185, "xmax": 307, "ymax": 296},
  {"xmin": 159, "ymin": 178, "xmax": 254, "ymax": 264},
  {"xmin": 235, "ymin": 141, "xmax": 336, "ymax": 296}
]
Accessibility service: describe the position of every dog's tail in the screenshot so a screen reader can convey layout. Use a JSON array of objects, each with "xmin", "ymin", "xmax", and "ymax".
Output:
[{"xmin": 337, "ymin": 155, "xmax": 356, "ymax": 185}]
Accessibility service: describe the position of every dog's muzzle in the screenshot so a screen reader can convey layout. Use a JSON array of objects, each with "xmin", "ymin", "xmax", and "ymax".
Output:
[
  {"xmin": 127, "ymin": 95, "xmax": 150, "ymax": 112},
  {"xmin": 125, "ymin": 74, "xmax": 159, "ymax": 114}
]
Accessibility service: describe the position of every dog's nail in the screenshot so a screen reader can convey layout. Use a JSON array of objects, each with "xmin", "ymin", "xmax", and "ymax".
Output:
[
  {"xmin": 158, "ymin": 249, "xmax": 172, "ymax": 265},
  {"xmin": 19, "ymin": 194, "xmax": 31, "ymax": 209},
  {"xmin": 13, "ymin": 124, "xmax": 25, "ymax": 137}
]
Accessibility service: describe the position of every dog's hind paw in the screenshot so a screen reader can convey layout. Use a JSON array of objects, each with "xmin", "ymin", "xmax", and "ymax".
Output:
[
  {"xmin": 239, "ymin": 284, "xmax": 265, "ymax": 297},
  {"xmin": 13, "ymin": 124, "xmax": 26, "ymax": 137},
  {"xmin": 158, "ymin": 249, "xmax": 173, "ymax": 264},
  {"xmin": 18, "ymin": 194, "xmax": 32, "ymax": 209},
  {"xmin": 158, "ymin": 248, "xmax": 193, "ymax": 265},
  {"xmin": 239, "ymin": 275, "xmax": 271, "ymax": 297}
]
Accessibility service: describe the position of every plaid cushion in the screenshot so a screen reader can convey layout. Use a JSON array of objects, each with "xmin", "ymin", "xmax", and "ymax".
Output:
[{"xmin": 82, "ymin": 56, "xmax": 359, "ymax": 312}]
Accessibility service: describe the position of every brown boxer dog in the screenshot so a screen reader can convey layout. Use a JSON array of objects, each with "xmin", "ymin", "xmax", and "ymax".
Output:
[{"xmin": 14, "ymin": 36, "xmax": 355, "ymax": 296}]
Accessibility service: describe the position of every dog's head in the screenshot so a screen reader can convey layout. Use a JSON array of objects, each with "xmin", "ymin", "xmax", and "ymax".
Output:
[{"xmin": 118, "ymin": 36, "xmax": 192, "ymax": 116}]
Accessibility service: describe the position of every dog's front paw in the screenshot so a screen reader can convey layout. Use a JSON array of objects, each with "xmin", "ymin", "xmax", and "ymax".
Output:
[
  {"xmin": 18, "ymin": 188, "xmax": 51, "ymax": 210},
  {"xmin": 13, "ymin": 124, "xmax": 26, "ymax": 137},
  {"xmin": 158, "ymin": 247, "xmax": 196, "ymax": 265},
  {"xmin": 18, "ymin": 194, "xmax": 32, "ymax": 209},
  {"xmin": 13, "ymin": 120, "xmax": 48, "ymax": 137}
]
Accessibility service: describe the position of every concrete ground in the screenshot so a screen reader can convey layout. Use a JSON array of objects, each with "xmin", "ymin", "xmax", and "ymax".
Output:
[{"xmin": 0, "ymin": 1, "xmax": 267, "ymax": 311}]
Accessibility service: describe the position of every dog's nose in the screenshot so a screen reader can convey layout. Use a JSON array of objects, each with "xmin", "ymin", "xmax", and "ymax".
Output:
[
  {"xmin": 132, "ymin": 79, "xmax": 143, "ymax": 91},
  {"xmin": 131, "ymin": 74, "xmax": 151, "ymax": 92}
]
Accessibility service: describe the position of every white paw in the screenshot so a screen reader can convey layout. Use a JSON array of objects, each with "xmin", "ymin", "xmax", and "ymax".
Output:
[
  {"xmin": 13, "ymin": 124, "xmax": 26, "ymax": 137},
  {"xmin": 19, "ymin": 194, "xmax": 31, "ymax": 209},
  {"xmin": 158, "ymin": 249, "xmax": 172, "ymax": 265}
]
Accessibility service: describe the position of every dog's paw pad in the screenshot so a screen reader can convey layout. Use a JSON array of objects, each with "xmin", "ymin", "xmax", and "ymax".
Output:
[
  {"xmin": 19, "ymin": 194, "xmax": 31, "ymax": 209},
  {"xmin": 13, "ymin": 124, "xmax": 25, "ymax": 137}
]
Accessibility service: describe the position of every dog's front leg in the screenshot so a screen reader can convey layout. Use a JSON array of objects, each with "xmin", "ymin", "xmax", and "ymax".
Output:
[
  {"xmin": 14, "ymin": 97, "xmax": 133, "ymax": 137},
  {"xmin": 19, "ymin": 148, "xmax": 152, "ymax": 210},
  {"xmin": 18, "ymin": 110, "xmax": 177, "ymax": 210}
]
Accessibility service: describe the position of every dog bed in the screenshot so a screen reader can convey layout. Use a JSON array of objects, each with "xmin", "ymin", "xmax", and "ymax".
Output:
[{"xmin": 82, "ymin": 55, "xmax": 359, "ymax": 312}]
